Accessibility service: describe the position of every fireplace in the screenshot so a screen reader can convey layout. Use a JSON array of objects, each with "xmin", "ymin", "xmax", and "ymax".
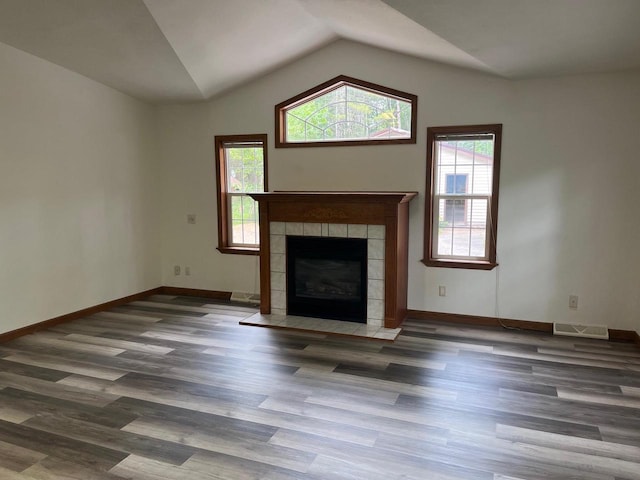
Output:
[
  {"xmin": 287, "ymin": 236, "xmax": 367, "ymax": 323},
  {"xmin": 249, "ymin": 192, "xmax": 417, "ymax": 328}
]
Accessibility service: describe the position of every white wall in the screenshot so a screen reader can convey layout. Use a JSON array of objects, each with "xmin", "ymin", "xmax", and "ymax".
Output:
[
  {"xmin": 500, "ymin": 73, "xmax": 640, "ymax": 331},
  {"xmin": 0, "ymin": 42, "xmax": 161, "ymax": 335},
  {"xmin": 157, "ymin": 40, "xmax": 640, "ymax": 332}
]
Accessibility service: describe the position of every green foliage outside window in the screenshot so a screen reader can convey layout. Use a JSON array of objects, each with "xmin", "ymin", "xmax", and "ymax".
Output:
[
  {"xmin": 285, "ymin": 85, "xmax": 412, "ymax": 142},
  {"xmin": 443, "ymin": 139, "xmax": 494, "ymax": 157},
  {"xmin": 225, "ymin": 146, "xmax": 263, "ymax": 225}
]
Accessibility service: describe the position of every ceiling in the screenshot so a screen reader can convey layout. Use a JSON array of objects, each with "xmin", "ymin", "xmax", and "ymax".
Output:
[{"xmin": 1, "ymin": 0, "xmax": 639, "ymax": 103}]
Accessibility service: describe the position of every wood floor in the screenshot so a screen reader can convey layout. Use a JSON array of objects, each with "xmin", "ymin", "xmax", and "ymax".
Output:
[{"xmin": 1, "ymin": 295, "xmax": 640, "ymax": 480}]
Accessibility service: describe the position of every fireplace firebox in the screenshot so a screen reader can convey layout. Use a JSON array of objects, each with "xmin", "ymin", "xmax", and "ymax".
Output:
[{"xmin": 286, "ymin": 236, "xmax": 367, "ymax": 323}]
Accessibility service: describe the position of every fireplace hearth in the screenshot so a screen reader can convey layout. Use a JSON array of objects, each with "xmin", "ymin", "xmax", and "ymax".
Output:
[{"xmin": 287, "ymin": 236, "xmax": 367, "ymax": 323}]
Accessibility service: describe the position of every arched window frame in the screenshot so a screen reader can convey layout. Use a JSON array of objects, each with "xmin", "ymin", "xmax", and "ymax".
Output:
[{"xmin": 275, "ymin": 75, "xmax": 417, "ymax": 148}]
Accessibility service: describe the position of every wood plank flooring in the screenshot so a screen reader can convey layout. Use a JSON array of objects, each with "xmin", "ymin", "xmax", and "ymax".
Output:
[{"xmin": 1, "ymin": 294, "xmax": 640, "ymax": 479}]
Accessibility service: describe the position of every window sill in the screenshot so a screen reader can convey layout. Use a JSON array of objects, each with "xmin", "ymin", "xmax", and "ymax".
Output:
[
  {"xmin": 217, "ymin": 246, "xmax": 260, "ymax": 256},
  {"xmin": 421, "ymin": 258, "xmax": 498, "ymax": 270},
  {"xmin": 275, "ymin": 138, "xmax": 416, "ymax": 148}
]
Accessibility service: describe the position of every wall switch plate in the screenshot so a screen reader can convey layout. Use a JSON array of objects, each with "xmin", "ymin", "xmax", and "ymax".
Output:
[
  {"xmin": 185, "ymin": 266, "xmax": 191, "ymax": 276},
  {"xmin": 438, "ymin": 286, "xmax": 446, "ymax": 297},
  {"xmin": 569, "ymin": 295, "xmax": 578, "ymax": 309},
  {"xmin": 187, "ymin": 214, "xmax": 196, "ymax": 224},
  {"xmin": 174, "ymin": 265, "xmax": 181, "ymax": 275}
]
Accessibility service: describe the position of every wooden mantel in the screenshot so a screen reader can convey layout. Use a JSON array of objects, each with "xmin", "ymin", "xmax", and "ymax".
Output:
[{"xmin": 249, "ymin": 191, "xmax": 418, "ymax": 328}]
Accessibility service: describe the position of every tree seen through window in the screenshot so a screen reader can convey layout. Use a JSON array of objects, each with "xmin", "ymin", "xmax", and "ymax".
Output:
[{"xmin": 275, "ymin": 76, "xmax": 417, "ymax": 147}]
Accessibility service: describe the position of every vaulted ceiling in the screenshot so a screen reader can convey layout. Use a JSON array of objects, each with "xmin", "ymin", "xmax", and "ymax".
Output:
[{"xmin": 1, "ymin": 0, "xmax": 639, "ymax": 103}]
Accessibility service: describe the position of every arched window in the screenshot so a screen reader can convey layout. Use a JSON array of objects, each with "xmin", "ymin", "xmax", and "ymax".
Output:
[{"xmin": 275, "ymin": 76, "xmax": 417, "ymax": 147}]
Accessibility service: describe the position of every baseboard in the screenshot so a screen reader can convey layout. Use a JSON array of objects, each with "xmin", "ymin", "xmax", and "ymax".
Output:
[
  {"xmin": 617, "ymin": 329, "xmax": 640, "ymax": 347},
  {"xmin": 0, "ymin": 287, "xmax": 163, "ymax": 343},
  {"xmin": 159, "ymin": 286, "xmax": 232, "ymax": 300},
  {"xmin": 407, "ymin": 310, "xmax": 640, "ymax": 346},
  {"xmin": 0, "ymin": 286, "xmax": 234, "ymax": 344},
  {"xmin": 4, "ymin": 292, "xmax": 635, "ymax": 347}
]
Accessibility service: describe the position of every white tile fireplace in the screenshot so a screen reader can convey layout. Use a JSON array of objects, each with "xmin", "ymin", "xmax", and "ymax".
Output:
[{"xmin": 270, "ymin": 221, "xmax": 386, "ymax": 326}]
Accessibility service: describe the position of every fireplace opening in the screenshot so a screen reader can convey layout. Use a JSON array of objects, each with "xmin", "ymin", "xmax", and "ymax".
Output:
[{"xmin": 286, "ymin": 236, "xmax": 367, "ymax": 323}]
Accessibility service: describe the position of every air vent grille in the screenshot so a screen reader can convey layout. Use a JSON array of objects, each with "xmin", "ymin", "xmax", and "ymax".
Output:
[{"xmin": 553, "ymin": 323, "xmax": 609, "ymax": 340}]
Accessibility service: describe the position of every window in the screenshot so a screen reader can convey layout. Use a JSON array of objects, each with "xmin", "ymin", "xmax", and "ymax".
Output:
[
  {"xmin": 423, "ymin": 124, "xmax": 502, "ymax": 269},
  {"xmin": 275, "ymin": 75, "xmax": 417, "ymax": 147},
  {"xmin": 215, "ymin": 134, "xmax": 267, "ymax": 254},
  {"xmin": 444, "ymin": 173, "xmax": 468, "ymax": 225}
]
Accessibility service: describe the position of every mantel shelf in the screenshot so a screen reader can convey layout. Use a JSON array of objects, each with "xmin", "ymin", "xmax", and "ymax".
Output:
[{"xmin": 250, "ymin": 191, "xmax": 417, "ymax": 203}]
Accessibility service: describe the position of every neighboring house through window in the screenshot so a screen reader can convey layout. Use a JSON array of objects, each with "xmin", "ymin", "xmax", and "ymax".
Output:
[
  {"xmin": 423, "ymin": 124, "xmax": 502, "ymax": 269},
  {"xmin": 215, "ymin": 134, "xmax": 267, "ymax": 255},
  {"xmin": 444, "ymin": 173, "xmax": 468, "ymax": 225},
  {"xmin": 275, "ymin": 75, "xmax": 417, "ymax": 147}
]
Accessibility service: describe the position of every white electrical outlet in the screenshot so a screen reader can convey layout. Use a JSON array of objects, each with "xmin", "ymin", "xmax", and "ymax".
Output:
[
  {"xmin": 569, "ymin": 295, "xmax": 578, "ymax": 309},
  {"xmin": 438, "ymin": 286, "xmax": 446, "ymax": 297},
  {"xmin": 174, "ymin": 265, "xmax": 181, "ymax": 275},
  {"xmin": 185, "ymin": 266, "xmax": 191, "ymax": 276}
]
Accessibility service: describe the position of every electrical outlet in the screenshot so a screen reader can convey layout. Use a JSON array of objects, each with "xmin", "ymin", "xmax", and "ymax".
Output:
[
  {"xmin": 185, "ymin": 266, "xmax": 191, "ymax": 276},
  {"xmin": 569, "ymin": 295, "xmax": 578, "ymax": 309},
  {"xmin": 187, "ymin": 214, "xmax": 196, "ymax": 224},
  {"xmin": 174, "ymin": 265, "xmax": 181, "ymax": 276},
  {"xmin": 438, "ymin": 286, "xmax": 446, "ymax": 297}
]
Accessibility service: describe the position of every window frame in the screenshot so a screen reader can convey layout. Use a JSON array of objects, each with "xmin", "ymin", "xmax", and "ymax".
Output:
[
  {"xmin": 422, "ymin": 124, "xmax": 502, "ymax": 270},
  {"xmin": 275, "ymin": 75, "xmax": 417, "ymax": 148},
  {"xmin": 214, "ymin": 134, "xmax": 268, "ymax": 255}
]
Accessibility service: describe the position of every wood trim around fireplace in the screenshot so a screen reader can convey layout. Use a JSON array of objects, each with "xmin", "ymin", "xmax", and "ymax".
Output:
[{"xmin": 249, "ymin": 191, "xmax": 418, "ymax": 328}]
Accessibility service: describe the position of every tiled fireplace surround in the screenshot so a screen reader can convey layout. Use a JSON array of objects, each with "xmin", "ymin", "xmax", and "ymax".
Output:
[
  {"xmin": 249, "ymin": 192, "xmax": 418, "ymax": 330},
  {"xmin": 269, "ymin": 221, "xmax": 387, "ymax": 325}
]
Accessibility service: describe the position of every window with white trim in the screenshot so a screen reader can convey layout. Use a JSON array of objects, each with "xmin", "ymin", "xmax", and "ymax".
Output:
[
  {"xmin": 423, "ymin": 124, "xmax": 502, "ymax": 269},
  {"xmin": 215, "ymin": 134, "xmax": 267, "ymax": 255}
]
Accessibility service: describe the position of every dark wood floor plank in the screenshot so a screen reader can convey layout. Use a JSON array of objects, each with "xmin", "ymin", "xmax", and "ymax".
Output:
[
  {"xmin": 0, "ymin": 371, "xmax": 120, "ymax": 407},
  {"xmin": 496, "ymin": 424, "xmax": 640, "ymax": 464},
  {"xmin": 0, "ymin": 350, "xmax": 127, "ymax": 381},
  {"xmin": 0, "ymin": 438, "xmax": 47, "ymax": 473},
  {"xmin": 0, "ymin": 387, "xmax": 137, "ymax": 429},
  {"xmin": 22, "ymin": 412, "xmax": 197, "ymax": 466},
  {"xmin": 23, "ymin": 457, "xmax": 128, "ymax": 480},
  {"xmin": 270, "ymin": 428, "xmax": 494, "ymax": 480},
  {"xmin": 0, "ymin": 357, "xmax": 71, "ymax": 382},
  {"xmin": 106, "ymin": 396, "xmax": 278, "ymax": 442},
  {"xmin": 0, "ymin": 302, "xmax": 639, "ymax": 479},
  {"xmin": 60, "ymin": 332, "xmax": 175, "ymax": 355},
  {"xmin": 0, "ymin": 398, "xmax": 34, "ymax": 424},
  {"xmin": 0, "ymin": 419, "xmax": 128, "ymax": 472},
  {"xmin": 0, "ymin": 465, "xmax": 34, "ymax": 480},
  {"xmin": 259, "ymin": 395, "xmax": 449, "ymax": 444},
  {"xmin": 189, "ymin": 450, "xmax": 311, "ymax": 480},
  {"xmin": 123, "ymin": 418, "xmax": 317, "ymax": 473}
]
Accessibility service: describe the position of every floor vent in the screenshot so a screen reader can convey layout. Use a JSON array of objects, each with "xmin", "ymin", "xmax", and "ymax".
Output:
[
  {"xmin": 230, "ymin": 292, "xmax": 260, "ymax": 305},
  {"xmin": 553, "ymin": 322, "xmax": 609, "ymax": 340}
]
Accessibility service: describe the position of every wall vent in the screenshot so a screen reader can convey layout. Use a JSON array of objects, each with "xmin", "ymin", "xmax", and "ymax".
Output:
[
  {"xmin": 553, "ymin": 323, "xmax": 609, "ymax": 340},
  {"xmin": 230, "ymin": 292, "xmax": 260, "ymax": 305}
]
